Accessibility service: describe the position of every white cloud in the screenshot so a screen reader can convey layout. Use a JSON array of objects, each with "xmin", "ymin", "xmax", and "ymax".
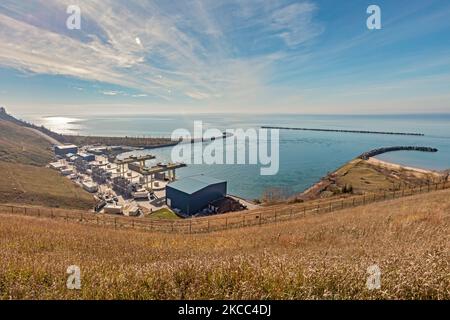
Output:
[
  {"xmin": 101, "ymin": 90, "xmax": 121, "ymax": 96},
  {"xmin": 0, "ymin": 0, "xmax": 323, "ymax": 105},
  {"xmin": 270, "ymin": 2, "xmax": 324, "ymax": 47}
]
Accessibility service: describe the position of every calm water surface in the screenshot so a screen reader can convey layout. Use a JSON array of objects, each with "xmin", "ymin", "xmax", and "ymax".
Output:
[{"xmin": 27, "ymin": 114, "xmax": 450, "ymax": 200}]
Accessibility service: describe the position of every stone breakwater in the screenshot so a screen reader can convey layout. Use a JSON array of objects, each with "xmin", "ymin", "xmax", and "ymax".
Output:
[
  {"xmin": 359, "ymin": 146, "xmax": 438, "ymax": 160},
  {"xmin": 261, "ymin": 126, "xmax": 424, "ymax": 136}
]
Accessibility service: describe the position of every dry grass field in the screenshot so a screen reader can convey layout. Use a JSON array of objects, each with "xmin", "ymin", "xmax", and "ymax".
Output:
[
  {"xmin": 1, "ymin": 188, "xmax": 448, "ymax": 300},
  {"xmin": 0, "ymin": 120, "xmax": 94, "ymax": 209},
  {"xmin": 0, "ymin": 119, "xmax": 52, "ymax": 166},
  {"xmin": 0, "ymin": 162, "xmax": 95, "ymax": 210},
  {"xmin": 299, "ymin": 158, "xmax": 447, "ymax": 200}
]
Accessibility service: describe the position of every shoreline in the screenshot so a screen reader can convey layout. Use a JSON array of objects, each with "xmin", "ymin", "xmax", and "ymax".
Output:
[
  {"xmin": 297, "ymin": 156, "xmax": 449, "ymax": 201},
  {"xmin": 367, "ymin": 157, "xmax": 443, "ymax": 176}
]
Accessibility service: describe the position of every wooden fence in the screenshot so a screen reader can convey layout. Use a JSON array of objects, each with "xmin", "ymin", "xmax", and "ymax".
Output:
[{"xmin": 0, "ymin": 181, "xmax": 448, "ymax": 234}]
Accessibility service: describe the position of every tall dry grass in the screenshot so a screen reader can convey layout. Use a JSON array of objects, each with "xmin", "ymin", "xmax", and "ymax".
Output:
[{"xmin": 0, "ymin": 189, "xmax": 449, "ymax": 299}]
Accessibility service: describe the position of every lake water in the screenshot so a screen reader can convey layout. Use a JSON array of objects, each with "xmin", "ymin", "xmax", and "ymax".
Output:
[{"xmin": 27, "ymin": 113, "xmax": 450, "ymax": 200}]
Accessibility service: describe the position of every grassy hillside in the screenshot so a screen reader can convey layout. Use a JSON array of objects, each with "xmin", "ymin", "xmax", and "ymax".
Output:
[
  {"xmin": 0, "ymin": 162, "xmax": 95, "ymax": 209},
  {"xmin": 299, "ymin": 158, "xmax": 447, "ymax": 201},
  {"xmin": 0, "ymin": 119, "xmax": 94, "ymax": 209},
  {"xmin": 0, "ymin": 119, "xmax": 52, "ymax": 166},
  {"xmin": 0, "ymin": 189, "xmax": 448, "ymax": 299}
]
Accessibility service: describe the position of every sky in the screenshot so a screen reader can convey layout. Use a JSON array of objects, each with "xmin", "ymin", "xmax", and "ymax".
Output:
[{"xmin": 0, "ymin": 0, "xmax": 449, "ymax": 116}]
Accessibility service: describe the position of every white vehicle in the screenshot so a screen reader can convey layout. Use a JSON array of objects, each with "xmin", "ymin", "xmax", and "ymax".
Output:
[{"xmin": 133, "ymin": 191, "xmax": 149, "ymax": 200}]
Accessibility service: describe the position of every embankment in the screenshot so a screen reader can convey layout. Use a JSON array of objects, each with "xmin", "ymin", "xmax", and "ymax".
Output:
[{"xmin": 359, "ymin": 146, "xmax": 438, "ymax": 160}]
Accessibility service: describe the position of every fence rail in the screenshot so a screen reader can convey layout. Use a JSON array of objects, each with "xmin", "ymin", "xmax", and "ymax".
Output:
[{"xmin": 1, "ymin": 181, "xmax": 448, "ymax": 234}]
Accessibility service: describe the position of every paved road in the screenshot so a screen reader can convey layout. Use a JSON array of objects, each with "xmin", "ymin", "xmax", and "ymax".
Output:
[{"xmin": 26, "ymin": 127, "xmax": 61, "ymax": 145}]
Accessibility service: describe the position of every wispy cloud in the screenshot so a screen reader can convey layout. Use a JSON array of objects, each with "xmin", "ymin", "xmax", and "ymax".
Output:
[
  {"xmin": 101, "ymin": 90, "xmax": 121, "ymax": 96},
  {"xmin": 0, "ymin": 0, "xmax": 323, "ymax": 104}
]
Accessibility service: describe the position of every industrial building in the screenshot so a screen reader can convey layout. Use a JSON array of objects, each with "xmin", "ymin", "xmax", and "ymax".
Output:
[
  {"xmin": 82, "ymin": 181, "xmax": 98, "ymax": 193},
  {"xmin": 166, "ymin": 175, "xmax": 227, "ymax": 216},
  {"xmin": 77, "ymin": 152, "xmax": 96, "ymax": 162},
  {"xmin": 54, "ymin": 144, "xmax": 78, "ymax": 157}
]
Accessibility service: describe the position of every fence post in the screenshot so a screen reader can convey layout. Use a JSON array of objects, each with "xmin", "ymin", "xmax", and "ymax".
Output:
[
  {"xmin": 243, "ymin": 215, "xmax": 246, "ymax": 226},
  {"xmin": 80, "ymin": 212, "xmax": 83, "ymax": 221},
  {"xmin": 207, "ymin": 220, "xmax": 210, "ymax": 232},
  {"xmin": 259, "ymin": 214, "xmax": 262, "ymax": 226},
  {"xmin": 114, "ymin": 218, "xmax": 117, "ymax": 229},
  {"xmin": 274, "ymin": 211, "xmax": 277, "ymax": 222},
  {"xmin": 171, "ymin": 222, "xmax": 174, "ymax": 232},
  {"xmin": 290, "ymin": 208, "xmax": 293, "ymax": 218},
  {"xmin": 189, "ymin": 219, "xmax": 192, "ymax": 234},
  {"xmin": 225, "ymin": 218, "xmax": 228, "ymax": 229}
]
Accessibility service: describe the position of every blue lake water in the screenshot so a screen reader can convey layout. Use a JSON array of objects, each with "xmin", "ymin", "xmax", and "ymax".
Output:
[{"xmin": 28, "ymin": 114, "xmax": 450, "ymax": 200}]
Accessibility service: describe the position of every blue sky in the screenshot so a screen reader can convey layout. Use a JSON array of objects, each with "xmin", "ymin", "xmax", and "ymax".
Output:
[{"xmin": 0, "ymin": 0, "xmax": 449, "ymax": 116}]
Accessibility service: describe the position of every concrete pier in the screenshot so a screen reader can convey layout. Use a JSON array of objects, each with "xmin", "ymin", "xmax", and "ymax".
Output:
[{"xmin": 261, "ymin": 126, "xmax": 424, "ymax": 136}]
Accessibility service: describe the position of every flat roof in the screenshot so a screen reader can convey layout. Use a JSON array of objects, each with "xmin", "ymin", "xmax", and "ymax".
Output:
[
  {"xmin": 55, "ymin": 144, "xmax": 78, "ymax": 149},
  {"xmin": 49, "ymin": 161, "xmax": 66, "ymax": 168},
  {"xmin": 78, "ymin": 152, "xmax": 94, "ymax": 157},
  {"xmin": 167, "ymin": 175, "xmax": 226, "ymax": 195},
  {"xmin": 82, "ymin": 181, "xmax": 97, "ymax": 187}
]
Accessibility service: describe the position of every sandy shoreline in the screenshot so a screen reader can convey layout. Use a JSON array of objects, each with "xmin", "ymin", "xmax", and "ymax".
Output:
[
  {"xmin": 298, "ymin": 156, "xmax": 448, "ymax": 201},
  {"xmin": 367, "ymin": 157, "xmax": 443, "ymax": 176}
]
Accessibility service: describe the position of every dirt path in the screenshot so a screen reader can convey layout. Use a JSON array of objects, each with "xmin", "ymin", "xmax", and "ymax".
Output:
[{"xmin": 26, "ymin": 127, "xmax": 61, "ymax": 145}]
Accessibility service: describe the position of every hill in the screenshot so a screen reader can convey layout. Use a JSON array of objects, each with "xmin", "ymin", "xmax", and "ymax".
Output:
[
  {"xmin": 298, "ymin": 158, "xmax": 447, "ymax": 201},
  {"xmin": 0, "ymin": 188, "xmax": 448, "ymax": 299},
  {"xmin": 0, "ymin": 107, "xmax": 65, "ymax": 145},
  {"xmin": 0, "ymin": 118, "xmax": 94, "ymax": 209},
  {"xmin": 0, "ymin": 119, "xmax": 52, "ymax": 166},
  {"xmin": 0, "ymin": 162, "xmax": 94, "ymax": 209}
]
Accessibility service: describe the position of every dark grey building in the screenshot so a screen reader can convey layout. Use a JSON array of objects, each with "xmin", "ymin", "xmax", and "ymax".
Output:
[
  {"xmin": 78, "ymin": 152, "xmax": 96, "ymax": 162},
  {"xmin": 54, "ymin": 144, "xmax": 78, "ymax": 157},
  {"xmin": 166, "ymin": 175, "xmax": 227, "ymax": 216}
]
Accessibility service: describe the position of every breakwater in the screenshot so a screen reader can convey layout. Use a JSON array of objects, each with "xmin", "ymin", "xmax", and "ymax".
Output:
[
  {"xmin": 261, "ymin": 126, "xmax": 424, "ymax": 136},
  {"xmin": 359, "ymin": 146, "xmax": 438, "ymax": 160}
]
